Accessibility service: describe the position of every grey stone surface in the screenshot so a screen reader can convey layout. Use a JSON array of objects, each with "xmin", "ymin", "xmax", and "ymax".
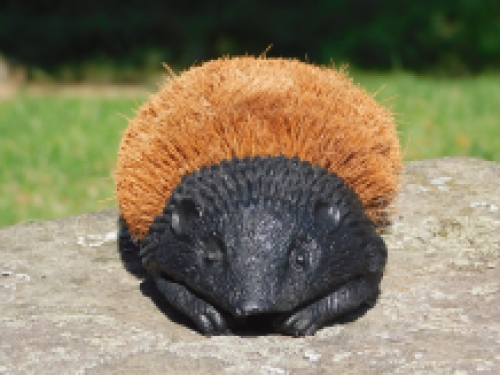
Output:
[{"xmin": 1, "ymin": 157, "xmax": 499, "ymax": 375}]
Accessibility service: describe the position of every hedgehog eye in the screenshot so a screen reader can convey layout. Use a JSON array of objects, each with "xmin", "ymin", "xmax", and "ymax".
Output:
[
  {"xmin": 202, "ymin": 235, "xmax": 226, "ymax": 264},
  {"xmin": 171, "ymin": 198, "xmax": 201, "ymax": 237},
  {"xmin": 314, "ymin": 200, "xmax": 341, "ymax": 232},
  {"xmin": 289, "ymin": 239, "xmax": 310, "ymax": 270}
]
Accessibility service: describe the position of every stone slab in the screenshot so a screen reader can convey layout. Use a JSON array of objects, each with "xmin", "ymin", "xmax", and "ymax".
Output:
[{"xmin": 1, "ymin": 157, "xmax": 499, "ymax": 374}]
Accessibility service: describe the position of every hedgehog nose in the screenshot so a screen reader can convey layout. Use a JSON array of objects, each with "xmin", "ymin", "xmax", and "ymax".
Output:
[{"xmin": 235, "ymin": 302, "xmax": 262, "ymax": 317}]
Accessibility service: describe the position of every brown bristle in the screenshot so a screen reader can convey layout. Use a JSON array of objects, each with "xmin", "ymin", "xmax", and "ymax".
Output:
[{"xmin": 116, "ymin": 57, "xmax": 402, "ymax": 240}]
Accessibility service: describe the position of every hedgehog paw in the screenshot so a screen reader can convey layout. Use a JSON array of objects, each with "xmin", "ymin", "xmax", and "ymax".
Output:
[
  {"xmin": 155, "ymin": 278, "xmax": 229, "ymax": 336},
  {"xmin": 193, "ymin": 303, "xmax": 228, "ymax": 336},
  {"xmin": 277, "ymin": 278, "xmax": 376, "ymax": 337},
  {"xmin": 276, "ymin": 309, "xmax": 320, "ymax": 337}
]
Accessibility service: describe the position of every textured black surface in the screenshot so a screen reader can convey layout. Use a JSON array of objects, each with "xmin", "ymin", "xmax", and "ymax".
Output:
[{"xmin": 140, "ymin": 155, "xmax": 387, "ymax": 336}]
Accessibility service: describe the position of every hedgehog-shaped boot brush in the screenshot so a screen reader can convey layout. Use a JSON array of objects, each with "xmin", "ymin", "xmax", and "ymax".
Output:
[{"xmin": 116, "ymin": 56, "xmax": 401, "ymax": 337}]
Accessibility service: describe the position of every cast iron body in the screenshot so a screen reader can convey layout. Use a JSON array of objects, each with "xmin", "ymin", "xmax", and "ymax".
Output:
[{"xmin": 139, "ymin": 156, "xmax": 387, "ymax": 336}]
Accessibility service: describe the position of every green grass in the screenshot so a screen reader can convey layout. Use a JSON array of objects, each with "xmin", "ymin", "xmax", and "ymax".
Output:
[
  {"xmin": 353, "ymin": 72, "xmax": 500, "ymax": 161},
  {"xmin": 0, "ymin": 92, "xmax": 147, "ymax": 227},
  {"xmin": 1, "ymin": 71, "xmax": 500, "ymax": 228}
]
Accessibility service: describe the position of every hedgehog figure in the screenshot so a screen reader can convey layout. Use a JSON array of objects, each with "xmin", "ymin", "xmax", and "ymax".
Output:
[{"xmin": 116, "ymin": 56, "xmax": 401, "ymax": 337}]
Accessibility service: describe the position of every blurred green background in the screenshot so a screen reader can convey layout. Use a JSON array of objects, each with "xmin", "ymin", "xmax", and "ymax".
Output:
[{"xmin": 1, "ymin": 0, "xmax": 499, "ymax": 227}]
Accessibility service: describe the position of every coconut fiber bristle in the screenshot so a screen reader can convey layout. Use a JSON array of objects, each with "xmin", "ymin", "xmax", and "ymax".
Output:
[{"xmin": 116, "ymin": 56, "xmax": 402, "ymax": 240}]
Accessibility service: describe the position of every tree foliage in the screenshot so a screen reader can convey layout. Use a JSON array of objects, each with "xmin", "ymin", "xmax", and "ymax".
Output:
[{"xmin": 1, "ymin": 0, "xmax": 499, "ymax": 73}]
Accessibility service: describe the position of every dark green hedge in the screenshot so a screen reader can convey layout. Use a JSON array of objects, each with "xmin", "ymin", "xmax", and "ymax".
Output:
[{"xmin": 1, "ymin": 0, "xmax": 499, "ymax": 73}]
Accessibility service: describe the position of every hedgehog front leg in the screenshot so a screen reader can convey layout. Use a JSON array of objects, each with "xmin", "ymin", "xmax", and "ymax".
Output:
[
  {"xmin": 276, "ymin": 277, "xmax": 377, "ymax": 337},
  {"xmin": 155, "ymin": 278, "xmax": 229, "ymax": 336}
]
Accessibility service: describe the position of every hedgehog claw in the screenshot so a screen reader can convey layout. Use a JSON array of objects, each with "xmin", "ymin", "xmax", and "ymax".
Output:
[
  {"xmin": 277, "ymin": 277, "xmax": 377, "ymax": 337},
  {"xmin": 155, "ymin": 278, "xmax": 228, "ymax": 336},
  {"xmin": 196, "ymin": 305, "xmax": 228, "ymax": 336},
  {"xmin": 277, "ymin": 308, "xmax": 319, "ymax": 337}
]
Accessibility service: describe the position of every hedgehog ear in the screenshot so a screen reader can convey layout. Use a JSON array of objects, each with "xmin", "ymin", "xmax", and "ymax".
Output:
[
  {"xmin": 171, "ymin": 198, "xmax": 201, "ymax": 236},
  {"xmin": 314, "ymin": 200, "xmax": 341, "ymax": 231}
]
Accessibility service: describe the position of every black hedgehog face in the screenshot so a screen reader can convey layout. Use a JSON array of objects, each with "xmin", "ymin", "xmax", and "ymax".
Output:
[{"xmin": 141, "ymin": 156, "xmax": 385, "ymax": 319}]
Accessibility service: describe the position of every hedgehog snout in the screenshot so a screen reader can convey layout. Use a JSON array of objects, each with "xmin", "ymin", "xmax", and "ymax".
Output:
[
  {"xmin": 231, "ymin": 297, "xmax": 284, "ymax": 317},
  {"xmin": 234, "ymin": 302, "xmax": 263, "ymax": 317}
]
